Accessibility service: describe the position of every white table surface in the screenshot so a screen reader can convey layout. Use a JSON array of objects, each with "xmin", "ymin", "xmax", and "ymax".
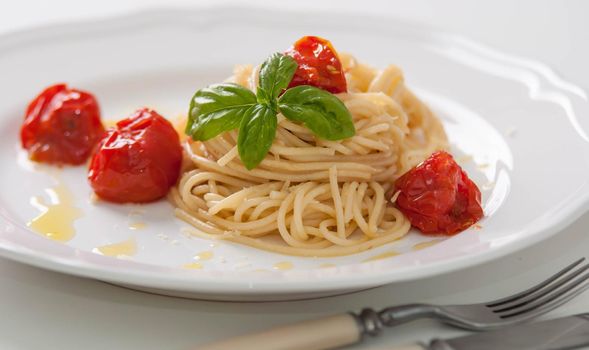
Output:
[{"xmin": 1, "ymin": 1, "xmax": 589, "ymax": 349}]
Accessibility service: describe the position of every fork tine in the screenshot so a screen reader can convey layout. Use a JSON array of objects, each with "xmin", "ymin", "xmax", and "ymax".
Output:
[
  {"xmin": 487, "ymin": 258, "xmax": 585, "ymax": 307},
  {"xmin": 498, "ymin": 271, "xmax": 589, "ymax": 319},
  {"xmin": 490, "ymin": 262, "xmax": 589, "ymax": 312},
  {"xmin": 511, "ymin": 281, "xmax": 589, "ymax": 321}
]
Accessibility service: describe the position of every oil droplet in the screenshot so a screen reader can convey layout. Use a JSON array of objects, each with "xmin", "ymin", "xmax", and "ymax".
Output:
[
  {"xmin": 89, "ymin": 192, "xmax": 100, "ymax": 204},
  {"xmin": 363, "ymin": 250, "xmax": 400, "ymax": 262},
  {"xmin": 27, "ymin": 180, "xmax": 83, "ymax": 242},
  {"xmin": 128, "ymin": 209, "xmax": 144, "ymax": 216},
  {"xmin": 127, "ymin": 209, "xmax": 146, "ymax": 230},
  {"xmin": 233, "ymin": 261, "xmax": 252, "ymax": 270},
  {"xmin": 183, "ymin": 262, "xmax": 203, "ymax": 269},
  {"xmin": 413, "ymin": 240, "xmax": 443, "ymax": 251},
  {"xmin": 505, "ymin": 126, "xmax": 517, "ymax": 137},
  {"xmin": 156, "ymin": 233, "xmax": 170, "ymax": 241},
  {"xmin": 273, "ymin": 261, "xmax": 293, "ymax": 271},
  {"xmin": 103, "ymin": 119, "xmax": 118, "ymax": 128},
  {"xmin": 455, "ymin": 155, "xmax": 473, "ymax": 165},
  {"xmin": 128, "ymin": 222, "xmax": 147, "ymax": 230},
  {"xmin": 482, "ymin": 182, "xmax": 495, "ymax": 191},
  {"xmin": 318, "ymin": 263, "xmax": 336, "ymax": 268},
  {"xmin": 94, "ymin": 238, "xmax": 137, "ymax": 257},
  {"xmin": 194, "ymin": 251, "xmax": 214, "ymax": 261}
]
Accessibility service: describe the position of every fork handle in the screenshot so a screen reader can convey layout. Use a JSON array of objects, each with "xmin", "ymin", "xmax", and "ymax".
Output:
[{"xmin": 195, "ymin": 313, "xmax": 362, "ymax": 350}]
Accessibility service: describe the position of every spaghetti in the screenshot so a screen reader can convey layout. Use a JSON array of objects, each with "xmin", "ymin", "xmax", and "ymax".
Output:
[{"xmin": 169, "ymin": 53, "xmax": 448, "ymax": 257}]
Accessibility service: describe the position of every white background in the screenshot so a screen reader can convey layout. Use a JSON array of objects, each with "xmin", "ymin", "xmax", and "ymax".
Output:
[{"xmin": 1, "ymin": 1, "xmax": 588, "ymax": 349}]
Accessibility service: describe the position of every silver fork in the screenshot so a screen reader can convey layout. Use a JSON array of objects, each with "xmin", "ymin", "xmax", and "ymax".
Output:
[
  {"xmin": 361, "ymin": 257, "xmax": 589, "ymax": 334},
  {"xmin": 198, "ymin": 258, "xmax": 589, "ymax": 350}
]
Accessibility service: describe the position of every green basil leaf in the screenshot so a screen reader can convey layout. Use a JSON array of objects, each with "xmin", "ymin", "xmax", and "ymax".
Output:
[
  {"xmin": 237, "ymin": 104, "xmax": 277, "ymax": 170},
  {"xmin": 257, "ymin": 53, "xmax": 298, "ymax": 104},
  {"xmin": 187, "ymin": 83, "xmax": 257, "ymax": 141},
  {"xmin": 278, "ymin": 85, "xmax": 355, "ymax": 140}
]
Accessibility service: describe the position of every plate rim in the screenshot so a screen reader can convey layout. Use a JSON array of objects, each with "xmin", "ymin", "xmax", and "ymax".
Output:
[{"xmin": 1, "ymin": 5, "xmax": 589, "ymax": 295}]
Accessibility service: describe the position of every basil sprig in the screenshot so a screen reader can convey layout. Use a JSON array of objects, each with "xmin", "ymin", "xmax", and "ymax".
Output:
[{"xmin": 186, "ymin": 53, "xmax": 355, "ymax": 170}]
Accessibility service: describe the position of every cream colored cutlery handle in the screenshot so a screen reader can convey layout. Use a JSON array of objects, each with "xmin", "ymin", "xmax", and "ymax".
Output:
[
  {"xmin": 196, "ymin": 313, "xmax": 361, "ymax": 350},
  {"xmin": 374, "ymin": 344, "xmax": 426, "ymax": 350}
]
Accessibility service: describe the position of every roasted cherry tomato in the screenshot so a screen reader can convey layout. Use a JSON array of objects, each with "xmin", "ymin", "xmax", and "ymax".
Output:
[
  {"xmin": 88, "ymin": 108, "xmax": 182, "ymax": 203},
  {"xmin": 20, "ymin": 83, "xmax": 104, "ymax": 165},
  {"xmin": 394, "ymin": 151, "xmax": 483, "ymax": 235},
  {"xmin": 285, "ymin": 36, "xmax": 347, "ymax": 94}
]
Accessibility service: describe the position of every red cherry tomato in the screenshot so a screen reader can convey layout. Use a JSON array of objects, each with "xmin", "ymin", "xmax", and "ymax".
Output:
[
  {"xmin": 20, "ymin": 83, "xmax": 104, "ymax": 165},
  {"xmin": 285, "ymin": 36, "xmax": 347, "ymax": 94},
  {"xmin": 394, "ymin": 151, "xmax": 483, "ymax": 235},
  {"xmin": 88, "ymin": 108, "xmax": 182, "ymax": 203}
]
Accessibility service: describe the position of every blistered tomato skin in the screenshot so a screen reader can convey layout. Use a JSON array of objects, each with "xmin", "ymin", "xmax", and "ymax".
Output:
[
  {"xmin": 20, "ymin": 84, "xmax": 105, "ymax": 165},
  {"xmin": 394, "ymin": 151, "xmax": 483, "ymax": 235},
  {"xmin": 88, "ymin": 108, "xmax": 182, "ymax": 203},
  {"xmin": 285, "ymin": 36, "xmax": 347, "ymax": 94}
]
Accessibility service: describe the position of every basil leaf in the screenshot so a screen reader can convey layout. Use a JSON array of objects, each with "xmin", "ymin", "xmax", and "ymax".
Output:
[
  {"xmin": 278, "ymin": 85, "xmax": 355, "ymax": 140},
  {"xmin": 257, "ymin": 53, "xmax": 298, "ymax": 104},
  {"xmin": 187, "ymin": 83, "xmax": 257, "ymax": 141},
  {"xmin": 237, "ymin": 104, "xmax": 277, "ymax": 170}
]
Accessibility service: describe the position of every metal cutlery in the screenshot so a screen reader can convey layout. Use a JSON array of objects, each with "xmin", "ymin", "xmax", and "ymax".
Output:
[
  {"xmin": 402, "ymin": 313, "xmax": 589, "ymax": 350},
  {"xmin": 197, "ymin": 258, "xmax": 589, "ymax": 350}
]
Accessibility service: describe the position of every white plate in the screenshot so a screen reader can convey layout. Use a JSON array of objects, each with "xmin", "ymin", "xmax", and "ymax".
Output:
[{"xmin": 0, "ymin": 7, "xmax": 588, "ymax": 301}]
